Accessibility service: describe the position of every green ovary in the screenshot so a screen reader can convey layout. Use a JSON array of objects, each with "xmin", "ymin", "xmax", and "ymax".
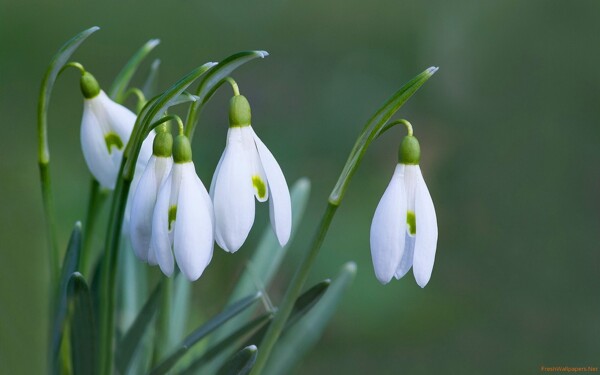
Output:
[
  {"xmin": 406, "ymin": 210, "xmax": 416, "ymax": 235},
  {"xmin": 168, "ymin": 205, "xmax": 177, "ymax": 231},
  {"xmin": 252, "ymin": 175, "xmax": 267, "ymax": 199},
  {"xmin": 104, "ymin": 132, "xmax": 124, "ymax": 154}
]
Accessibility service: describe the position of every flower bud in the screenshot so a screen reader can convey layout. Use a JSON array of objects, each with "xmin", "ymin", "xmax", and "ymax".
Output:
[
  {"xmin": 398, "ymin": 135, "xmax": 420, "ymax": 165},
  {"xmin": 80, "ymin": 71, "xmax": 100, "ymax": 99},
  {"xmin": 229, "ymin": 95, "xmax": 252, "ymax": 127},
  {"xmin": 153, "ymin": 130, "xmax": 173, "ymax": 158}
]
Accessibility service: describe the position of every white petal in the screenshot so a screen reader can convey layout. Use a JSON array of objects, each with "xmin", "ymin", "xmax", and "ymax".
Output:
[
  {"xmin": 242, "ymin": 127, "xmax": 269, "ymax": 202},
  {"xmin": 252, "ymin": 129, "xmax": 291, "ymax": 246},
  {"xmin": 370, "ymin": 164, "xmax": 407, "ymax": 284},
  {"xmin": 212, "ymin": 128, "xmax": 255, "ymax": 253},
  {"xmin": 210, "ymin": 149, "xmax": 226, "ymax": 199},
  {"xmin": 395, "ymin": 234, "xmax": 415, "ymax": 279},
  {"xmin": 97, "ymin": 91, "xmax": 135, "ymax": 144},
  {"xmin": 412, "ymin": 166, "xmax": 438, "ymax": 288},
  {"xmin": 174, "ymin": 163, "xmax": 214, "ymax": 281},
  {"xmin": 150, "ymin": 173, "xmax": 175, "ymax": 276},
  {"xmin": 129, "ymin": 156, "xmax": 172, "ymax": 262},
  {"xmin": 137, "ymin": 130, "xmax": 156, "ymax": 169},
  {"xmin": 81, "ymin": 99, "xmax": 121, "ymax": 189}
]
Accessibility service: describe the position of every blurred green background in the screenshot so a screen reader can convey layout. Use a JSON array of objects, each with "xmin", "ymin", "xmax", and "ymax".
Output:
[{"xmin": 2, "ymin": 0, "xmax": 600, "ymax": 373}]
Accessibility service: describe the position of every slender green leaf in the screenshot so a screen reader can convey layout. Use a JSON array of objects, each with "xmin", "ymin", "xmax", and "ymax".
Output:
[
  {"xmin": 38, "ymin": 26, "xmax": 99, "ymax": 287},
  {"xmin": 329, "ymin": 67, "xmax": 438, "ymax": 204},
  {"xmin": 180, "ymin": 314, "xmax": 272, "ymax": 375},
  {"xmin": 184, "ymin": 50, "xmax": 269, "ymax": 138},
  {"xmin": 218, "ymin": 345, "xmax": 259, "ymax": 375},
  {"xmin": 50, "ymin": 222, "xmax": 82, "ymax": 375},
  {"xmin": 68, "ymin": 272, "xmax": 97, "ymax": 375},
  {"xmin": 142, "ymin": 59, "xmax": 161, "ymax": 98},
  {"xmin": 263, "ymin": 262, "xmax": 357, "ymax": 375},
  {"xmin": 149, "ymin": 293, "xmax": 262, "ymax": 375},
  {"xmin": 108, "ymin": 39, "xmax": 160, "ymax": 102},
  {"xmin": 115, "ymin": 280, "xmax": 163, "ymax": 375},
  {"xmin": 169, "ymin": 272, "xmax": 191, "ymax": 352}
]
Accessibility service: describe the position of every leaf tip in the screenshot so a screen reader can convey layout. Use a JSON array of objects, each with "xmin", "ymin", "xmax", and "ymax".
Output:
[
  {"xmin": 257, "ymin": 50, "xmax": 269, "ymax": 58},
  {"xmin": 343, "ymin": 261, "xmax": 357, "ymax": 275},
  {"xmin": 427, "ymin": 66, "xmax": 439, "ymax": 75},
  {"xmin": 148, "ymin": 38, "xmax": 161, "ymax": 48}
]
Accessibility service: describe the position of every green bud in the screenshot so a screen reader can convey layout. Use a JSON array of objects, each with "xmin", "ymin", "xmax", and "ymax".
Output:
[
  {"xmin": 153, "ymin": 131, "xmax": 173, "ymax": 157},
  {"xmin": 398, "ymin": 135, "xmax": 420, "ymax": 165},
  {"xmin": 229, "ymin": 95, "xmax": 251, "ymax": 127},
  {"xmin": 173, "ymin": 134, "xmax": 192, "ymax": 163},
  {"xmin": 80, "ymin": 71, "xmax": 101, "ymax": 99}
]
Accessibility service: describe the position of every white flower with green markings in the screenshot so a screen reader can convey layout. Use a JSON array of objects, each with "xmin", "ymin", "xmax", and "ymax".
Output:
[
  {"xmin": 130, "ymin": 127, "xmax": 173, "ymax": 264},
  {"xmin": 79, "ymin": 71, "xmax": 137, "ymax": 189},
  {"xmin": 210, "ymin": 94, "xmax": 291, "ymax": 253},
  {"xmin": 370, "ymin": 124, "xmax": 438, "ymax": 287},
  {"xmin": 150, "ymin": 133, "xmax": 214, "ymax": 281}
]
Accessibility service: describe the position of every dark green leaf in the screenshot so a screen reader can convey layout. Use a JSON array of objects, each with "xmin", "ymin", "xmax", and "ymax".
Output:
[
  {"xmin": 50, "ymin": 222, "xmax": 82, "ymax": 375},
  {"xmin": 115, "ymin": 280, "xmax": 163, "ymax": 375},
  {"xmin": 263, "ymin": 262, "xmax": 357, "ymax": 375},
  {"xmin": 68, "ymin": 272, "xmax": 97, "ymax": 375},
  {"xmin": 108, "ymin": 39, "xmax": 160, "ymax": 102},
  {"xmin": 285, "ymin": 280, "xmax": 330, "ymax": 328},
  {"xmin": 180, "ymin": 314, "xmax": 272, "ymax": 375},
  {"xmin": 149, "ymin": 292, "xmax": 262, "ymax": 375},
  {"xmin": 217, "ymin": 345, "xmax": 258, "ymax": 375}
]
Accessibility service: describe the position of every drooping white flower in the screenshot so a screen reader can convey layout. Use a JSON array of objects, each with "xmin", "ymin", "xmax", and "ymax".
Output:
[
  {"xmin": 130, "ymin": 130, "xmax": 173, "ymax": 263},
  {"xmin": 150, "ymin": 134, "xmax": 214, "ymax": 281},
  {"xmin": 79, "ymin": 72, "xmax": 136, "ymax": 189},
  {"xmin": 370, "ymin": 133, "xmax": 438, "ymax": 287},
  {"xmin": 210, "ymin": 94, "xmax": 291, "ymax": 253}
]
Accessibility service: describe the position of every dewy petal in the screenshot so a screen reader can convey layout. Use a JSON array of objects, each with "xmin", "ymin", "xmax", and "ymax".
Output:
[
  {"xmin": 130, "ymin": 156, "xmax": 172, "ymax": 262},
  {"xmin": 212, "ymin": 127, "xmax": 255, "ymax": 253},
  {"xmin": 252, "ymin": 129, "xmax": 291, "ymax": 246},
  {"xmin": 150, "ymin": 172, "xmax": 175, "ymax": 276},
  {"xmin": 370, "ymin": 164, "xmax": 407, "ymax": 284},
  {"xmin": 412, "ymin": 166, "xmax": 438, "ymax": 288},
  {"xmin": 173, "ymin": 163, "xmax": 214, "ymax": 281}
]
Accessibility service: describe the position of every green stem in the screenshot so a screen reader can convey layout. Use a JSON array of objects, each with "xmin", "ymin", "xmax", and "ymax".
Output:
[
  {"xmin": 80, "ymin": 179, "xmax": 109, "ymax": 277},
  {"xmin": 38, "ymin": 162, "xmax": 59, "ymax": 287},
  {"xmin": 153, "ymin": 276, "xmax": 173, "ymax": 365},
  {"xmin": 251, "ymin": 203, "xmax": 338, "ymax": 374},
  {"xmin": 225, "ymin": 77, "xmax": 240, "ymax": 96}
]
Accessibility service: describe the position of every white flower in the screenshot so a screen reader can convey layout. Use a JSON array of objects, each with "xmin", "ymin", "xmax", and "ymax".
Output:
[
  {"xmin": 370, "ymin": 162, "xmax": 438, "ymax": 287},
  {"xmin": 150, "ymin": 135, "xmax": 214, "ymax": 281},
  {"xmin": 130, "ymin": 153, "xmax": 172, "ymax": 263},
  {"xmin": 210, "ymin": 95, "xmax": 291, "ymax": 253},
  {"xmin": 80, "ymin": 88, "xmax": 136, "ymax": 190}
]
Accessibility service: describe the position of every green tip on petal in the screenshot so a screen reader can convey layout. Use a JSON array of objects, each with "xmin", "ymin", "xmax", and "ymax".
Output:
[
  {"xmin": 252, "ymin": 175, "xmax": 267, "ymax": 199},
  {"xmin": 398, "ymin": 135, "xmax": 420, "ymax": 165},
  {"xmin": 104, "ymin": 132, "xmax": 124, "ymax": 154},
  {"xmin": 173, "ymin": 134, "xmax": 192, "ymax": 163},
  {"xmin": 80, "ymin": 71, "xmax": 100, "ymax": 99},
  {"xmin": 153, "ymin": 131, "xmax": 173, "ymax": 157},
  {"xmin": 406, "ymin": 210, "xmax": 416, "ymax": 235},
  {"xmin": 229, "ymin": 95, "xmax": 251, "ymax": 127},
  {"xmin": 168, "ymin": 205, "xmax": 177, "ymax": 231}
]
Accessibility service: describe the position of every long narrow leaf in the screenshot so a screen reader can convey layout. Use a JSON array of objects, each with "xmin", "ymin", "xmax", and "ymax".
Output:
[
  {"xmin": 115, "ymin": 280, "xmax": 163, "ymax": 375},
  {"xmin": 108, "ymin": 39, "xmax": 160, "ymax": 102},
  {"xmin": 142, "ymin": 59, "xmax": 161, "ymax": 98},
  {"xmin": 217, "ymin": 345, "xmax": 258, "ymax": 375},
  {"xmin": 329, "ymin": 67, "xmax": 438, "ymax": 204},
  {"xmin": 184, "ymin": 50, "xmax": 269, "ymax": 138},
  {"xmin": 68, "ymin": 272, "xmax": 97, "ymax": 375},
  {"xmin": 50, "ymin": 222, "xmax": 82, "ymax": 375},
  {"xmin": 149, "ymin": 292, "xmax": 262, "ymax": 375},
  {"xmin": 180, "ymin": 314, "xmax": 272, "ymax": 375},
  {"xmin": 263, "ymin": 262, "xmax": 357, "ymax": 375}
]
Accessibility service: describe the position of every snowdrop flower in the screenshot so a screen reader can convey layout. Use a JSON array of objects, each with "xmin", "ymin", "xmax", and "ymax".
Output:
[
  {"xmin": 210, "ymin": 94, "xmax": 291, "ymax": 253},
  {"xmin": 130, "ymin": 127, "xmax": 173, "ymax": 263},
  {"xmin": 370, "ymin": 124, "xmax": 438, "ymax": 287},
  {"xmin": 79, "ymin": 71, "xmax": 136, "ymax": 189},
  {"xmin": 150, "ymin": 133, "xmax": 214, "ymax": 281}
]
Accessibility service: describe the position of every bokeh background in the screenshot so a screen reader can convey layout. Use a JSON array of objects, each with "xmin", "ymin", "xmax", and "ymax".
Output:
[{"xmin": 2, "ymin": 0, "xmax": 600, "ymax": 373}]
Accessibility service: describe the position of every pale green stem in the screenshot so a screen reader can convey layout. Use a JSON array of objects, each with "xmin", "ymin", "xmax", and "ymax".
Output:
[
  {"xmin": 153, "ymin": 276, "xmax": 173, "ymax": 365},
  {"xmin": 377, "ymin": 118, "xmax": 413, "ymax": 138},
  {"xmin": 123, "ymin": 87, "xmax": 147, "ymax": 114},
  {"xmin": 79, "ymin": 179, "xmax": 109, "ymax": 277},
  {"xmin": 225, "ymin": 77, "xmax": 240, "ymax": 96}
]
